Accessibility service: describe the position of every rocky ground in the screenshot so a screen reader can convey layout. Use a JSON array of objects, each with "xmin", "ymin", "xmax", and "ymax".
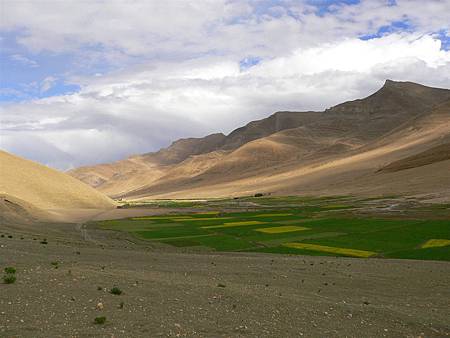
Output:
[{"xmin": 1, "ymin": 217, "xmax": 449, "ymax": 338}]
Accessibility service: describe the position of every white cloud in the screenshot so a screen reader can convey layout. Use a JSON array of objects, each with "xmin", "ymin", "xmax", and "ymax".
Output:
[
  {"xmin": 2, "ymin": 0, "xmax": 448, "ymax": 62},
  {"xmin": 10, "ymin": 54, "xmax": 39, "ymax": 68},
  {"xmin": 40, "ymin": 76, "xmax": 57, "ymax": 93},
  {"xmin": 1, "ymin": 33, "xmax": 449, "ymax": 169},
  {"xmin": 251, "ymin": 34, "xmax": 449, "ymax": 77},
  {"xmin": 1, "ymin": 0, "xmax": 449, "ymax": 169}
]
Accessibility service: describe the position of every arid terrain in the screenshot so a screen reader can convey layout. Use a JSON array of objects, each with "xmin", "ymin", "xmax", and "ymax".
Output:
[
  {"xmin": 2, "ymin": 0, "xmax": 450, "ymax": 336},
  {"xmin": 0, "ymin": 150, "xmax": 115, "ymax": 224},
  {"xmin": 1, "ymin": 203, "xmax": 450, "ymax": 338},
  {"xmin": 1, "ymin": 80, "xmax": 449, "ymax": 337},
  {"xmin": 70, "ymin": 80, "xmax": 450, "ymax": 201}
]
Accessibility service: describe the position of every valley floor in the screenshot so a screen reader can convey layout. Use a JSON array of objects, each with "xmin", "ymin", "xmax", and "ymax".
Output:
[{"xmin": 1, "ymin": 200, "xmax": 450, "ymax": 338}]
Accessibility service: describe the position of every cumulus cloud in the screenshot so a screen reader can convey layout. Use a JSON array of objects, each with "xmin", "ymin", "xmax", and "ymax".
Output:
[
  {"xmin": 10, "ymin": 54, "xmax": 38, "ymax": 68},
  {"xmin": 0, "ymin": 1, "xmax": 449, "ymax": 169},
  {"xmin": 2, "ymin": 1, "xmax": 448, "ymax": 61},
  {"xmin": 39, "ymin": 76, "xmax": 57, "ymax": 93}
]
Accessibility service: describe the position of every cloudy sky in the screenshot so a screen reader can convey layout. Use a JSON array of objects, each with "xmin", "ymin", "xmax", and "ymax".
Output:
[{"xmin": 1, "ymin": 0, "xmax": 449, "ymax": 169}]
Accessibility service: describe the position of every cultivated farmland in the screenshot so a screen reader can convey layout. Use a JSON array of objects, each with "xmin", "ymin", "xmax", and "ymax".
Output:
[{"xmin": 95, "ymin": 196, "xmax": 450, "ymax": 261}]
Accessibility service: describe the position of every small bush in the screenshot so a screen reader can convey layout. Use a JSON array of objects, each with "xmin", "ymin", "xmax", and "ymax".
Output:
[
  {"xmin": 94, "ymin": 316, "xmax": 106, "ymax": 325},
  {"xmin": 40, "ymin": 240, "xmax": 48, "ymax": 245},
  {"xmin": 110, "ymin": 287, "xmax": 122, "ymax": 295},
  {"xmin": 118, "ymin": 301, "xmax": 124, "ymax": 309},
  {"xmin": 97, "ymin": 286, "xmax": 102, "ymax": 291},
  {"xmin": 3, "ymin": 274, "xmax": 16, "ymax": 284},
  {"xmin": 254, "ymin": 193, "xmax": 264, "ymax": 197},
  {"xmin": 4, "ymin": 267, "xmax": 16, "ymax": 274}
]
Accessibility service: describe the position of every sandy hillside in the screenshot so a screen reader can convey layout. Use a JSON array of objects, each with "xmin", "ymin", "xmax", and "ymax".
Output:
[
  {"xmin": 0, "ymin": 151, "xmax": 115, "ymax": 221},
  {"xmin": 68, "ymin": 110, "xmax": 324, "ymax": 196},
  {"xmin": 69, "ymin": 80, "xmax": 450, "ymax": 200},
  {"xmin": 128, "ymin": 99, "xmax": 450, "ymax": 200}
]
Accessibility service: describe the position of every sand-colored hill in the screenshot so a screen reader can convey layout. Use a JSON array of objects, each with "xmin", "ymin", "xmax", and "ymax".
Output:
[
  {"xmin": 134, "ymin": 99, "xmax": 450, "ymax": 200},
  {"xmin": 0, "ymin": 194, "xmax": 54, "ymax": 225},
  {"xmin": 70, "ymin": 80, "xmax": 450, "ymax": 200},
  {"xmin": 69, "ymin": 108, "xmax": 339, "ymax": 194},
  {"xmin": 379, "ymin": 143, "xmax": 450, "ymax": 173},
  {"xmin": 0, "ymin": 151, "xmax": 116, "ymax": 222}
]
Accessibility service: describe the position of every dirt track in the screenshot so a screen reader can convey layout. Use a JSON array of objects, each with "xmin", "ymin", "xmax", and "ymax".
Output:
[{"xmin": 1, "ymin": 218, "xmax": 449, "ymax": 338}]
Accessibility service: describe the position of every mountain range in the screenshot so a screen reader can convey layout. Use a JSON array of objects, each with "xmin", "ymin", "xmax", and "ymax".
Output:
[{"xmin": 69, "ymin": 80, "xmax": 450, "ymax": 200}]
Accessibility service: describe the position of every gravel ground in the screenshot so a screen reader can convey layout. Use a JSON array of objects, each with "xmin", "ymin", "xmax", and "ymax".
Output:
[{"xmin": 0, "ymin": 220, "xmax": 449, "ymax": 338}]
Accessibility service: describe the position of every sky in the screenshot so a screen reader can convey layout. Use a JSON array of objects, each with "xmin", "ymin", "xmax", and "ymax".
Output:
[{"xmin": 0, "ymin": 0, "xmax": 449, "ymax": 170}]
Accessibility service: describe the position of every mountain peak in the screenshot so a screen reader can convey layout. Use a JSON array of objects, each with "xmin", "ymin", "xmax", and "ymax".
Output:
[
  {"xmin": 327, "ymin": 80, "xmax": 450, "ymax": 115},
  {"xmin": 381, "ymin": 79, "xmax": 413, "ymax": 90},
  {"xmin": 380, "ymin": 79, "xmax": 438, "ymax": 91}
]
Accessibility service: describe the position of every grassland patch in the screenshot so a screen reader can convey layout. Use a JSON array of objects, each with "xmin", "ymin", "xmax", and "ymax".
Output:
[
  {"xmin": 131, "ymin": 216, "xmax": 191, "ymax": 220},
  {"xmin": 255, "ymin": 226, "xmax": 309, "ymax": 234},
  {"xmin": 195, "ymin": 211, "xmax": 220, "ymax": 215},
  {"xmin": 173, "ymin": 217, "xmax": 231, "ymax": 222},
  {"xmin": 250, "ymin": 213, "xmax": 293, "ymax": 218},
  {"xmin": 276, "ymin": 219, "xmax": 308, "ymax": 225},
  {"xmin": 283, "ymin": 242, "xmax": 377, "ymax": 258},
  {"xmin": 421, "ymin": 239, "xmax": 450, "ymax": 249},
  {"xmin": 261, "ymin": 232, "xmax": 346, "ymax": 246},
  {"xmin": 202, "ymin": 221, "xmax": 265, "ymax": 229},
  {"xmin": 151, "ymin": 234, "xmax": 215, "ymax": 242}
]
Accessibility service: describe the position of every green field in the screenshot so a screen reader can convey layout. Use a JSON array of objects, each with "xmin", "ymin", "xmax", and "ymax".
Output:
[{"xmin": 97, "ymin": 196, "xmax": 450, "ymax": 261}]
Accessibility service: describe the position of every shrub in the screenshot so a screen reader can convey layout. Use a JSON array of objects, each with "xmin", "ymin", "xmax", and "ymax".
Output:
[
  {"xmin": 254, "ymin": 193, "xmax": 264, "ymax": 197},
  {"xmin": 3, "ymin": 274, "xmax": 16, "ymax": 284},
  {"xmin": 110, "ymin": 287, "xmax": 122, "ymax": 295},
  {"xmin": 4, "ymin": 267, "xmax": 16, "ymax": 274},
  {"xmin": 94, "ymin": 316, "xmax": 106, "ymax": 325}
]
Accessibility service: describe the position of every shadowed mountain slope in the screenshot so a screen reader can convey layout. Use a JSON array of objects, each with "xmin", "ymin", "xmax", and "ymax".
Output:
[
  {"xmin": 70, "ymin": 80, "xmax": 450, "ymax": 200},
  {"xmin": 379, "ymin": 143, "xmax": 450, "ymax": 173}
]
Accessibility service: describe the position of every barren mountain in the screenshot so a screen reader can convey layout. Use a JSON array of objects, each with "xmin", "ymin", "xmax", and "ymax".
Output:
[
  {"xmin": 0, "ymin": 151, "xmax": 115, "ymax": 222},
  {"xmin": 70, "ymin": 80, "xmax": 450, "ymax": 200},
  {"xmin": 69, "ymin": 110, "xmax": 325, "ymax": 195}
]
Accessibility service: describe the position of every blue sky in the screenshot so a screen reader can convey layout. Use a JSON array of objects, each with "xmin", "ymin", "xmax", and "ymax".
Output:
[
  {"xmin": 1, "ymin": 0, "xmax": 447, "ymax": 104},
  {"xmin": 1, "ymin": 0, "xmax": 449, "ymax": 168}
]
